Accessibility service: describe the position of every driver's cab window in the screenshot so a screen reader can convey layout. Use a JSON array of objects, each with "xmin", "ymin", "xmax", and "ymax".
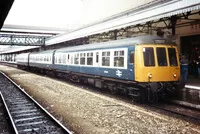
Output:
[
  {"xmin": 130, "ymin": 51, "xmax": 134, "ymax": 64},
  {"xmin": 143, "ymin": 47, "xmax": 155, "ymax": 66}
]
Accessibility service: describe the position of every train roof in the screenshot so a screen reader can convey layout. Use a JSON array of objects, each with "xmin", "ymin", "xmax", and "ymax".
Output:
[
  {"xmin": 29, "ymin": 35, "xmax": 175, "ymax": 55},
  {"xmin": 56, "ymin": 35, "xmax": 175, "ymax": 52},
  {"xmin": 30, "ymin": 49, "xmax": 56, "ymax": 54}
]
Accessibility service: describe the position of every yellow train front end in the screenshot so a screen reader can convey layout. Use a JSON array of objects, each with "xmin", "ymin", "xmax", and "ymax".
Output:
[
  {"xmin": 135, "ymin": 44, "xmax": 180, "ymax": 82},
  {"xmin": 134, "ymin": 44, "xmax": 180, "ymax": 102}
]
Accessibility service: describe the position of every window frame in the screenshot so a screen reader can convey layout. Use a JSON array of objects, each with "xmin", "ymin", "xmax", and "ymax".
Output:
[
  {"xmin": 114, "ymin": 50, "xmax": 125, "ymax": 67},
  {"xmin": 87, "ymin": 52, "xmax": 93, "ymax": 66},
  {"xmin": 80, "ymin": 53, "xmax": 86, "ymax": 65},
  {"xmin": 102, "ymin": 51, "xmax": 110, "ymax": 67}
]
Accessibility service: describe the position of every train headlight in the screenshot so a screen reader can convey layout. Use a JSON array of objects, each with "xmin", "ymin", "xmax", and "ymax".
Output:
[
  {"xmin": 148, "ymin": 73, "xmax": 152, "ymax": 78},
  {"xmin": 173, "ymin": 74, "xmax": 177, "ymax": 78}
]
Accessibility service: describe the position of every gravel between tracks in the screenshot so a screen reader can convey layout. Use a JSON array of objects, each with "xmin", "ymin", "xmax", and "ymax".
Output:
[{"xmin": 0, "ymin": 65, "xmax": 200, "ymax": 134}]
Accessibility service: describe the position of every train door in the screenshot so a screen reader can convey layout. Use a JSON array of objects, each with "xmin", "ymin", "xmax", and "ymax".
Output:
[
  {"xmin": 94, "ymin": 51, "xmax": 100, "ymax": 75},
  {"xmin": 128, "ymin": 46, "xmax": 135, "ymax": 80},
  {"xmin": 52, "ymin": 50, "xmax": 56, "ymax": 68},
  {"xmin": 28, "ymin": 53, "xmax": 31, "ymax": 66}
]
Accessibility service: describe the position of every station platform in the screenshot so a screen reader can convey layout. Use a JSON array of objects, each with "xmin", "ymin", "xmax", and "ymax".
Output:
[
  {"xmin": 185, "ymin": 76, "xmax": 200, "ymax": 89},
  {"xmin": 178, "ymin": 76, "xmax": 200, "ymax": 105}
]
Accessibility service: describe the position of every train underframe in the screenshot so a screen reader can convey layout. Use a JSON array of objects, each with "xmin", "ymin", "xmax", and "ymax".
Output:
[
  {"xmin": 81, "ymin": 77, "xmax": 179, "ymax": 103},
  {"xmin": 19, "ymin": 65, "xmax": 180, "ymax": 103}
]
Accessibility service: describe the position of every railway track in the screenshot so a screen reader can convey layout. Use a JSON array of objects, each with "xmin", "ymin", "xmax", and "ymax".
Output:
[
  {"xmin": 0, "ymin": 94, "xmax": 15, "ymax": 133},
  {"xmin": 0, "ymin": 72, "xmax": 72, "ymax": 134},
  {"xmin": 151, "ymin": 101, "xmax": 200, "ymax": 121},
  {"xmin": 1, "ymin": 64, "xmax": 200, "ymax": 126}
]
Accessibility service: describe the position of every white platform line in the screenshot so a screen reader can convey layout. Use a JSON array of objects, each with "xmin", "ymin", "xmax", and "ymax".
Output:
[{"xmin": 185, "ymin": 85, "xmax": 200, "ymax": 90}]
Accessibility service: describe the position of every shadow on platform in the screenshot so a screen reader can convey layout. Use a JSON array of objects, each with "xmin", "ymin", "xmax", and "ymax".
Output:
[{"xmin": 186, "ymin": 76, "xmax": 200, "ymax": 87}]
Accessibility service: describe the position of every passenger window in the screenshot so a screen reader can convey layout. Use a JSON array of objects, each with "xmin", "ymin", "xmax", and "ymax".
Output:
[
  {"xmin": 70, "ymin": 54, "xmax": 73, "ymax": 64},
  {"xmin": 114, "ymin": 50, "xmax": 124, "ymax": 67},
  {"xmin": 87, "ymin": 52, "xmax": 93, "ymax": 65},
  {"xmin": 74, "ymin": 53, "xmax": 79, "ymax": 64},
  {"xmin": 102, "ymin": 51, "xmax": 110, "ymax": 66},
  {"xmin": 156, "ymin": 48, "xmax": 167, "ymax": 66},
  {"xmin": 59, "ymin": 55, "xmax": 62, "ymax": 63},
  {"xmin": 80, "ymin": 53, "xmax": 86, "ymax": 65},
  {"xmin": 168, "ymin": 48, "xmax": 178, "ymax": 66},
  {"xmin": 129, "ymin": 51, "xmax": 134, "ymax": 64},
  {"xmin": 143, "ymin": 47, "xmax": 155, "ymax": 66},
  {"xmin": 62, "ymin": 54, "xmax": 66, "ymax": 64}
]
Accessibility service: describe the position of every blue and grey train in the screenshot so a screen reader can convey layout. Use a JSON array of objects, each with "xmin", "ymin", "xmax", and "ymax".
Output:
[{"xmin": 16, "ymin": 35, "xmax": 181, "ymax": 102}]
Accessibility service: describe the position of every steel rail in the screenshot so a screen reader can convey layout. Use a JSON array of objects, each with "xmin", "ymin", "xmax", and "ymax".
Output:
[
  {"xmin": 151, "ymin": 102, "xmax": 200, "ymax": 121},
  {"xmin": 0, "ymin": 92, "xmax": 18, "ymax": 134},
  {"xmin": 0, "ymin": 71, "xmax": 72, "ymax": 134}
]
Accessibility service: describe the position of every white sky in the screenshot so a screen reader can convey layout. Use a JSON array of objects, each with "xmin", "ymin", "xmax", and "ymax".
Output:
[
  {"xmin": 1, "ymin": 0, "xmax": 155, "ymax": 51},
  {"xmin": 4, "ymin": 0, "xmax": 154, "ymax": 31},
  {"xmin": 4, "ymin": 0, "xmax": 84, "ymax": 30}
]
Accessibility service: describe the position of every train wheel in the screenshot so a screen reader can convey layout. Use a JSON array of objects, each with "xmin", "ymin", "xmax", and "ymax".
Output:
[
  {"xmin": 139, "ymin": 88, "xmax": 147, "ymax": 103},
  {"xmin": 120, "ymin": 87, "xmax": 128, "ymax": 96},
  {"xmin": 107, "ymin": 84, "xmax": 118, "ymax": 94},
  {"xmin": 147, "ymin": 88, "xmax": 159, "ymax": 103}
]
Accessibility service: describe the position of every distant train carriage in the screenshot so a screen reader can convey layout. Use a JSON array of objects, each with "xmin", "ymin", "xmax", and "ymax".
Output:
[
  {"xmin": 16, "ymin": 35, "xmax": 181, "ymax": 102},
  {"xmin": 16, "ymin": 53, "xmax": 30, "ymax": 68},
  {"xmin": 29, "ymin": 50, "xmax": 54, "ymax": 69}
]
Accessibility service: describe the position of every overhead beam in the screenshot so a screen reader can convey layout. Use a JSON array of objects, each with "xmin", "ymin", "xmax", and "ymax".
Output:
[{"xmin": 0, "ymin": 34, "xmax": 48, "ymax": 46}]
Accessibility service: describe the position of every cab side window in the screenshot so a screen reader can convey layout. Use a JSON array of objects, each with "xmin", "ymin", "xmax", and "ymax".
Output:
[
  {"xmin": 168, "ymin": 48, "xmax": 178, "ymax": 66},
  {"xmin": 129, "ymin": 51, "xmax": 134, "ymax": 64}
]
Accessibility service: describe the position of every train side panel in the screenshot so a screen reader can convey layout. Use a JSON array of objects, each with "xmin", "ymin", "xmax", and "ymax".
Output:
[
  {"xmin": 16, "ymin": 53, "xmax": 30, "ymax": 66},
  {"xmin": 54, "ymin": 46, "xmax": 135, "ymax": 80},
  {"xmin": 29, "ymin": 50, "xmax": 55, "ymax": 70}
]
